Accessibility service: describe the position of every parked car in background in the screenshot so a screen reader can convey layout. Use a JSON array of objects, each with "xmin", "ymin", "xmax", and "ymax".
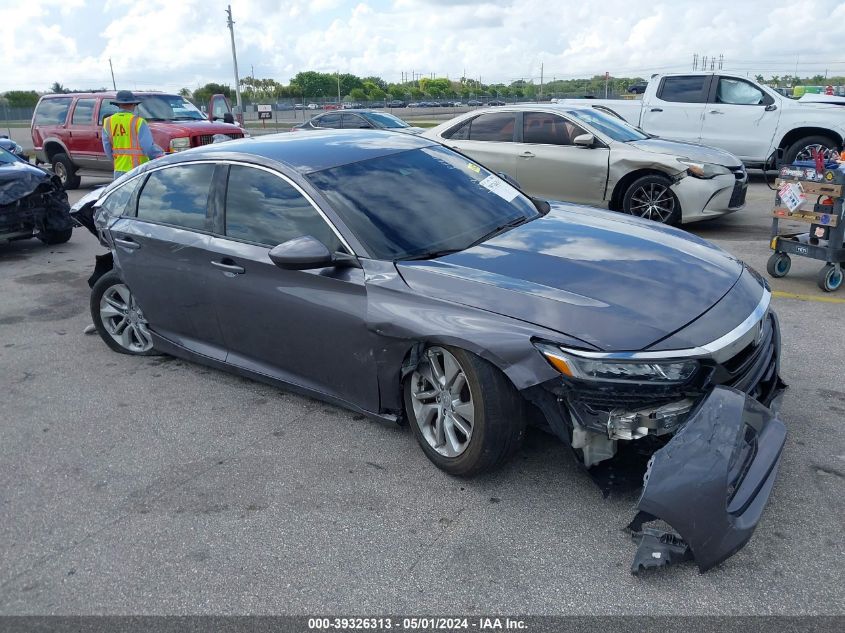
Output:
[
  {"xmin": 423, "ymin": 104, "xmax": 747, "ymax": 224},
  {"xmin": 30, "ymin": 91, "xmax": 244, "ymax": 189},
  {"xmin": 71, "ymin": 129, "xmax": 786, "ymax": 574},
  {"xmin": 488, "ymin": 99, "xmax": 507, "ymax": 106},
  {"xmin": 294, "ymin": 103, "xmax": 305, "ymax": 110},
  {"xmin": 466, "ymin": 99, "xmax": 484, "ymax": 106},
  {"xmin": 0, "ymin": 146, "xmax": 74, "ymax": 245},
  {"xmin": 324, "ymin": 104, "xmax": 342, "ymax": 111},
  {"xmin": 0, "ymin": 136, "xmax": 27, "ymax": 161},
  {"xmin": 291, "ymin": 110, "xmax": 425, "ymax": 134},
  {"xmin": 387, "ymin": 100, "xmax": 406, "ymax": 108},
  {"xmin": 627, "ymin": 81, "xmax": 648, "ymax": 94},
  {"xmin": 307, "ymin": 103, "xmax": 320, "ymax": 110},
  {"xmin": 557, "ymin": 72, "xmax": 845, "ymax": 165}
]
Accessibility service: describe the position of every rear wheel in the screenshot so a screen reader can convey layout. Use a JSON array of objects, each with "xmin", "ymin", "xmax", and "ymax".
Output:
[
  {"xmin": 90, "ymin": 271, "xmax": 159, "ymax": 355},
  {"xmin": 405, "ymin": 345, "xmax": 525, "ymax": 476},
  {"xmin": 622, "ymin": 175, "xmax": 681, "ymax": 224},
  {"xmin": 37, "ymin": 228, "xmax": 73, "ymax": 245},
  {"xmin": 50, "ymin": 152, "xmax": 81, "ymax": 190}
]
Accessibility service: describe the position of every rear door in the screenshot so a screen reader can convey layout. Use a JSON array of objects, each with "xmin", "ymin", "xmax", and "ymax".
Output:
[
  {"xmin": 313, "ymin": 113, "xmax": 342, "ymax": 129},
  {"xmin": 700, "ymin": 76, "xmax": 781, "ymax": 162},
  {"xmin": 66, "ymin": 98, "xmax": 99, "ymax": 169},
  {"xmin": 111, "ymin": 162, "xmax": 228, "ymax": 360},
  {"xmin": 206, "ymin": 163, "xmax": 378, "ymax": 410},
  {"xmin": 640, "ymin": 75, "xmax": 711, "ymax": 144},
  {"xmin": 441, "ymin": 111, "xmax": 519, "ymax": 180},
  {"xmin": 512, "ymin": 111, "xmax": 609, "ymax": 205}
]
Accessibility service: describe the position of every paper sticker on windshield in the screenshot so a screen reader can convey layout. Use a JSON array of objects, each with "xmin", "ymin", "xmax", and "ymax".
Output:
[
  {"xmin": 467, "ymin": 163, "xmax": 481, "ymax": 174},
  {"xmin": 479, "ymin": 174, "xmax": 519, "ymax": 202}
]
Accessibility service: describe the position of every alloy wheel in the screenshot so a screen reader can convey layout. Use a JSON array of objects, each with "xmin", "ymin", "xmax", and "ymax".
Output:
[
  {"xmin": 53, "ymin": 161, "xmax": 67, "ymax": 184},
  {"xmin": 99, "ymin": 283, "xmax": 154, "ymax": 353},
  {"xmin": 410, "ymin": 347, "xmax": 475, "ymax": 458},
  {"xmin": 628, "ymin": 182, "xmax": 677, "ymax": 223},
  {"xmin": 795, "ymin": 144, "xmax": 840, "ymax": 162}
]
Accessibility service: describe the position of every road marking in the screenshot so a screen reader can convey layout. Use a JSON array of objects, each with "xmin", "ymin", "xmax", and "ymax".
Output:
[{"xmin": 772, "ymin": 290, "xmax": 845, "ymax": 304}]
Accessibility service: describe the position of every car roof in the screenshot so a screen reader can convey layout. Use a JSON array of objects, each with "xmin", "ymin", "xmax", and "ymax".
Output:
[
  {"xmin": 154, "ymin": 129, "xmax": 438, "ymax": 174},
  {"xmin": 40, "ymin": 91, "xmax": 177, "ymax": 99}
]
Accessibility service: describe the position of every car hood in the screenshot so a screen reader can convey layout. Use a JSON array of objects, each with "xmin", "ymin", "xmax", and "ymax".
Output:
[
  {"xmin": 147, "ymin": 120, "xmax": 243, "ymax": 136},
  {"xmin": 392, "ymin": 127, "xmax": 425, "ymax": 135},
  {"xmin": 397, "ymin": 204, "xmax": 744, "ymax": 351},
  {"xmin": 0, "ymin": 160, "xmax": 53, "ymax": 206},
  {"xmin": 627, "ymin": 138, "xmax": 742, "ymax": 168}
]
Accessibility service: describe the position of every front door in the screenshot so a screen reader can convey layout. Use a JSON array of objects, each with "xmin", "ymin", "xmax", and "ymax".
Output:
[
  {"xmin": 207, "ymin": 163, "xmax": 379, "ymax": 410},
  {"xmin": 513, "ymin": 111, "xmax": 609, "ymax": 205},
  {"xmin": 700, "ymin": 76, "xmax": 781, "ymax": 162},
  {"xmin": 113, "ymin": 162, "xmax": 228, "ymax": 360}
]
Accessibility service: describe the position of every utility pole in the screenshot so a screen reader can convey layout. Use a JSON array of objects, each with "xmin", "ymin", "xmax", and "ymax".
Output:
[
  {"xmin": 225, "ymin": 4, "xmax": 243, "ymax": 115},
  {"xmin": 337, "ymin": 71, "xmax": 341, "ymax": 103},
  {"xmin": 539, "ymin": 62, "xmax": 543, "ymax": 99},
  {"xmin": 108, "ymin": 58, "xmax": 116, "ymax": 90}
]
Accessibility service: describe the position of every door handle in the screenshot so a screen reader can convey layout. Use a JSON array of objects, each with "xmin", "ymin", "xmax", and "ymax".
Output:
[
  {"xmin": 709, "ymin": 109, "xmax": 724, "ymax": 114},
  {"xmin": 211, "ymin": 260, "xmax": 245, "ymax": 274},
  {"xmin": 519, "ymin": 151, "xmax": 535, "ymax": 158},
  {"xmin": 114, "ymin": 237, "xmax": 140, "ymax": 250},
  {"xmin": 650, "ymin": 107, "xmax": 663, "ymax": 112}
]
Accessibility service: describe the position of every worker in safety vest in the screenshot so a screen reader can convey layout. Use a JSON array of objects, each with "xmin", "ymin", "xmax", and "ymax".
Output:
[{"xmin": 102, "ymin": 90, "xmax": 164, "ymax": 179}]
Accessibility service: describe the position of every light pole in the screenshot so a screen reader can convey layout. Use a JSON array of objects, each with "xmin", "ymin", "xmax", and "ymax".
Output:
[{"xmin": 225, "ymin": 5, "xmax": 243, "ymax": 116}]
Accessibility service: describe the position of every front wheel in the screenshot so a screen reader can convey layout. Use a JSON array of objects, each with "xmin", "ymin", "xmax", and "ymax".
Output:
[
  {"xmin": 405, "ymin": 345, "xmax": 525, "ymax": 476},
  {"xmin": 37, "ymin": 228, "xmax": 73, "ymax": 245},
  {"xmin": 90, "ymin": 271, "xmax": 160, "ymax": 355},
  {"xmin": 817, "ymin": 264, "xmax": 843, "ymax": 292},
  {"xmin": 784, "ymin": 135, "xmax": 840, "ymax": 165},
  {"xmin": 622, "ymin": 175, "xmax": 681, "ymax": 224}
]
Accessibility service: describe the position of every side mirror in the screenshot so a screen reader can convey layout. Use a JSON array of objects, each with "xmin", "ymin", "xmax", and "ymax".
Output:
[
  {"xmin": 497, "ymin": 172, "xmax": 521, "ymax": 188},
  {"xmin": 765, "ymin": 104, "xmax": 778, "ymax": 112},
  {"xmin": 223, "ymin": 112, "xmax": 235, "ymax": 124},
  {"xmin": 573, "ymin": 133, "xmax": 595, "ymax": 148},
  {"xmin": 268, "ymin": 236, "xmax": 359, "ymax": 270}
]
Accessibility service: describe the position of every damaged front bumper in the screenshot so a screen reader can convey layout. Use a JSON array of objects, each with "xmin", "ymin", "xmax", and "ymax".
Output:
[{"xmin": 628, "ymin": 386, "xmax": 786, "ymax": 574}]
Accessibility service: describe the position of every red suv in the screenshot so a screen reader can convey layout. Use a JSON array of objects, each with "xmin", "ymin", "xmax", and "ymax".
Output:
[{"xmin": 31, "ymin": 92, "xmax": 245, "ymax": 189}]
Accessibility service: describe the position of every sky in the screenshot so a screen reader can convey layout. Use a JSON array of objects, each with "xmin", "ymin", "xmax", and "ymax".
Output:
[{"xmin": 4, "ymin": 0, "xmax": 845, "ymax": 93}]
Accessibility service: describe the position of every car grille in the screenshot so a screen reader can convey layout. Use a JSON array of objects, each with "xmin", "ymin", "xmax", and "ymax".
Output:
[
  {"xmin": 728, "ymin": 181, "xmax": 747, "ymax": 208},
  {"xmin": 192, "ymin": 133, "xmax": 244, "ymax": 147},
  {"xmin": 711, "ymin": 312, "xmax": 781, "ymax": 406}
]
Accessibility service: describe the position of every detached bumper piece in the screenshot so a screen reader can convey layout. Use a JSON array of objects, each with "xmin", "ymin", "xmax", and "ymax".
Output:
[{"xmin": 628, "ymin": 386, "xmax": 786, "ymax": 575}]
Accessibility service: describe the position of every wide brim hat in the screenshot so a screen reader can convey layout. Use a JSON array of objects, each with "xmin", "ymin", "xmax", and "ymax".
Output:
[{"xmin": 111, "ymin": 90, "xmax": 141, "ymax": 105}]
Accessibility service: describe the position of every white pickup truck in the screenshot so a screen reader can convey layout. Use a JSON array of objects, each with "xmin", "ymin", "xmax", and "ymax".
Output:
[{"xmin": 558, "ymin": 72, "xmax": 845, "ymax": 167}]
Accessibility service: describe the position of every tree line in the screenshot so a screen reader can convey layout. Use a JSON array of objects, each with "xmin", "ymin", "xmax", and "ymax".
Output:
[{"xmin": 4, "ymin": 73, "xmax": 845, "ymax": 108}]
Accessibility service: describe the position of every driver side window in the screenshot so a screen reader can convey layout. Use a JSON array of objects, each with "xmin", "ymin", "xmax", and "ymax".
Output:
[{"xmin": 224, "ymin": 165, "xmax": 343, "ymax": 252}]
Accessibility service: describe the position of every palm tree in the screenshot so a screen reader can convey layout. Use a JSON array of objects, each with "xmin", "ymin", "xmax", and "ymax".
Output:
[
  {"xmin": 178, "ymin": 87, "xmax": 192, "ymax": 98},
  {"xmin": 49, "ymin": 82, "xmax": 67, "ymax": 94}
]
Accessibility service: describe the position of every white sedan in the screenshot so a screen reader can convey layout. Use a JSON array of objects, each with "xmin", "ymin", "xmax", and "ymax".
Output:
[{"xmin": 423, "ymin": 104, "xmax": 747, "ymax": 224}]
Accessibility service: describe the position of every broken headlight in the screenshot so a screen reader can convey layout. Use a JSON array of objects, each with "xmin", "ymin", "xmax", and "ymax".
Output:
[
  {"xmin": 535, "ymin": 343, "xmax": 698, "ymax": 385},
  {"xmin": 677, "ymin": 159, "xmax": 731, "ymax": 179}
]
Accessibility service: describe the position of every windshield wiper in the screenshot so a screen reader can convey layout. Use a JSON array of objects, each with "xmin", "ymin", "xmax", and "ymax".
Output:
[
  {"xmin": 469, "ymin": 215, "xmax": 531, "ymax": 247},
  {"xmin": 400, "ymin": 247, "xmax": 465, "ymax": 261}
]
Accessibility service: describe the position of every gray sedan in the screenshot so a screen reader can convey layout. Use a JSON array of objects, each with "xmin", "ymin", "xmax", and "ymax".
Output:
[
  {"xmin": 71, "ymin": 130, "xmax": 785, "ymax": 574},
  {"xmin": 423, "ymin": 105, "xmax": 748, "ymax": 224}
]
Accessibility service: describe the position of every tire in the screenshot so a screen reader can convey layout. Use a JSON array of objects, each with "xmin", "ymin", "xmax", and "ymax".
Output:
[
  {"xmin": 50, "ymin": 152, "xmax": 81, "ymax": 190},
  {"xmin": 766, "ymin": 253, "xmax": 791, "ymax": 278},
  {"xmin": 90, "ymin": 271, "xmax": 160, "ymax": 355},
  {"xmin": 37, "ymin": 228, "xmax": 73, "ymax": 245},
  {"xmin": 404, "ymin": 345, "xmax": 525, "ymax": 477},
  {"xmin": 817, "ymin": 264, "xmax": 843, "ymax": 292},
  {"xmin": 622, "ymin": 174, "xmax": 681, "ymax": 224},
  {"xmin": 784, "ymin": 135, "xmax": 840, "ymax": 165}
]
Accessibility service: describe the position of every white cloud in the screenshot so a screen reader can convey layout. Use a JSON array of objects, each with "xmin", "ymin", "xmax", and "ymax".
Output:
[{"xmin": 3, "ymin": 0, "xmax": 845, "ymax": 92}]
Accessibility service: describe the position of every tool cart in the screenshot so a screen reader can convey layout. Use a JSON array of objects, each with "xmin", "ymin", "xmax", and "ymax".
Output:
[{"xmin": 767, "ymin": 161, "xmax": 845, "ymax": 292}]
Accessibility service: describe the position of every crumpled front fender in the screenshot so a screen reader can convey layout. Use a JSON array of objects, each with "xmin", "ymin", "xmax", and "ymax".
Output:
[{"xmin": 629, "ymin": 386, "xmax": 786, "ymax": 574}]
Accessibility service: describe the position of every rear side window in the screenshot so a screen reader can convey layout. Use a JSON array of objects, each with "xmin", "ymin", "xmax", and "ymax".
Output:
[
  {"xmin": 342, "ymin": 114, "xmax": 371, "ymax": 129},
  {"xmin": 224, "ymin": 165, "xmax": 342, "ymax": 251},
  {"xmin": 71, "ymin": 99, "xmax": 96, "ymax": 125},
  {"xmin": 467, "ymin": 113, "xmax": 516, "ymax": 142},
  {"xmin": 315, "ymin": 113, "xmax": 342, "ymax": 128},
  {"xmin": 136, "ymin": 164, "xmax": 215, "ymax": 230},
  {"xmin": 442, "ymin": 119, "xmax": 470, "ymax": 140},
  {"xmin": 657, "ymin": 76, "xmax": 708, "ymax": 103},
  {"xmin": 99, "ymin": 102, "xmax": 120, "ymax": 125},
  {"xmin": 34, "ymin": 98, "xmax": 73, "ymax": 125}
]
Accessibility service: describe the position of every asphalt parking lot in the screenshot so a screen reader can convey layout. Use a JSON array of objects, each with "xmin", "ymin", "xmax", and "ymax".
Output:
[{"xmin": 1, "ymin": 174, "xmax": 843, "ymax": 615}]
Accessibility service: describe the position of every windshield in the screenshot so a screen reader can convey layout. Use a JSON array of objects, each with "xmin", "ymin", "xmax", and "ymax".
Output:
[
  {"xmin": 565, "ymin": 109, "xmax": 648, "ymax": 142},
  {"xmin": 0, "ymin": 147, "xmax": 18, "ymax": 165},
  {"xmin": 363, "ymin": 112, "xmax": 410, "ymax": 129},
  {"xmin": 307, "ymin": 145, "xmax": 540, "ymax": 260},
  {"xmin": 137, "ymin": 95, "xmax": 205, "ymax": 121}
]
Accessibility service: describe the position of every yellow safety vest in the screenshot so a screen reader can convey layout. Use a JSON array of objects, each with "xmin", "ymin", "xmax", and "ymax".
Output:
[{"xmin": 105, "ymin": 112, "xmax": 148, "ymax": 173}]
